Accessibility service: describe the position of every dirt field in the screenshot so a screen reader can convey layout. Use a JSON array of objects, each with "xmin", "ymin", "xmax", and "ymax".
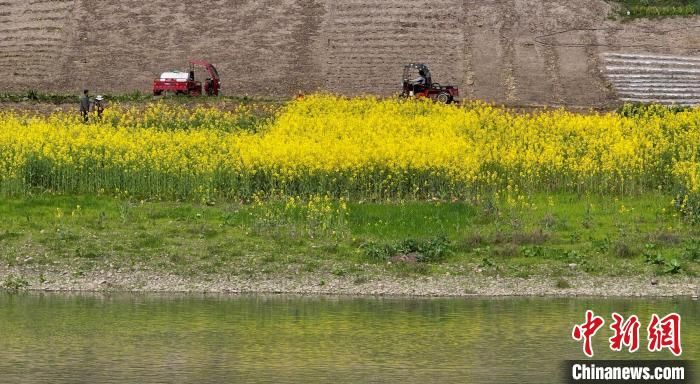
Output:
[{"xmin": 3, "ymin": 0, "xmax": 700, "ymax": 107}]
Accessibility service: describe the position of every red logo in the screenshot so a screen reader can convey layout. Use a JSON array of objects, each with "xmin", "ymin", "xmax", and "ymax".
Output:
[
  {"xmin": 609, "ymin": 313, "xmax": 640, "ymax": 353},
  {"xmin": 573, "ymin": 311, "xmax": 682, "ymax": 357},
  {"xmin": 648, "ymin": 313, "xmax": 682, "ymax": 356},
  {"xmin": 572, "ymin": 310, "xmax": 605, "ymax": 357}
]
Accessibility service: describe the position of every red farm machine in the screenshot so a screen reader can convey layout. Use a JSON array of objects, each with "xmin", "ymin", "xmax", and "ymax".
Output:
[
  {"xmin": 401, "ymin": 63, "xmax": 459, "ymax": 103},
  {"xmin": 153, "ymin": 60, "xmax": 221, "ymax": 96}
]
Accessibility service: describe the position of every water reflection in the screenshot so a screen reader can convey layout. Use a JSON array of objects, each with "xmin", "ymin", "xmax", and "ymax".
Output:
[{"xmin": 0, "ymin": 294, "xmax": 696, "ymax": 383}]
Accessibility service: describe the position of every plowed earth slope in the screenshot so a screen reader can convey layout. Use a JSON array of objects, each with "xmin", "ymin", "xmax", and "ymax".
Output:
[{"xmin": 4, "ymin": 0, "xmax": 700, "ymax": 106}]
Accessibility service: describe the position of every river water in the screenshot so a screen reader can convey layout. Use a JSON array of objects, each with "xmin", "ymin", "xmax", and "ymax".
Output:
[{"xmin": 0, "ymin": 294, "xmax": 696, "ymax": 383}]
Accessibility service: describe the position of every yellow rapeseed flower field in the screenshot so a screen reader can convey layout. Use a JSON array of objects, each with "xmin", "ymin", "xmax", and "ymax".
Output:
[{"xmin": 0, "ymin": 95, "xmax": 698, "ymax": 200}]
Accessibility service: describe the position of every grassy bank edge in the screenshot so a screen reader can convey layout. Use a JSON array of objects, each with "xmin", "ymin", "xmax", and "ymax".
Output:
[{"xmin": 0, "ymin": 194, "xmax": 697, "ymax": 297}]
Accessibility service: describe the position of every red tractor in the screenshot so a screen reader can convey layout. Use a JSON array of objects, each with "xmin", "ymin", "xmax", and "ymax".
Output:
[
  {"xmin": 401, "ymin": 63, "xmax": 459, "ymax": 103},
  {"xmin": 153, "ymin": 60, "xmax": 221, "ymax": 96}
]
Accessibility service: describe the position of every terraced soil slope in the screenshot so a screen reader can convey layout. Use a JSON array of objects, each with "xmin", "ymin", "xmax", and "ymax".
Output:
[
  {"xmin": 3, "ymin": 0, "xmax": 700, "ymax": 106},
  {"xmin": 0, "ymin": 0, "xmax": 76, "ymax": 89}
]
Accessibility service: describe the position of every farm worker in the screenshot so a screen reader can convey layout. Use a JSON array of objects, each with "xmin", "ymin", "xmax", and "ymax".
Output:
[
  {"xmin": 412, "ymin": 70, "xmax": 427, "ymax": 86},
  {"xmin": 79, "ymin": 89, "xmax": 90, "ymax": 123},
  {"xmin": 93, "ymin": 95, "xmax": 105, "ymax": 120},
  {"xmin": 410, "ymin": 70, "xmax": 427, "ymax": 95}
]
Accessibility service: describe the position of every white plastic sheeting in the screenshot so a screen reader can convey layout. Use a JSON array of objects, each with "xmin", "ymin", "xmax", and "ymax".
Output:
[{"xmin": 603, "ymin": 53, "xmax": 700, "ymax": 105}]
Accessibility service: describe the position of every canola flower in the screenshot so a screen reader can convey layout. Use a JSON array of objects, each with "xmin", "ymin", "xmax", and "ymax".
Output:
[{"xmin": 0, "ymin": 95, "xmax": 699, "ymax": 201}]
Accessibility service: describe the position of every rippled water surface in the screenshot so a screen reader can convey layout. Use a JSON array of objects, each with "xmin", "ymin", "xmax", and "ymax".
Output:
[{"xmin": 0, "ymin": 294, "xmax": 696, "ymax": 383}]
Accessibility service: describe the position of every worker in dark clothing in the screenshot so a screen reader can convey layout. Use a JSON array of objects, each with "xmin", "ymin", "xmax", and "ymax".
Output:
[
  {"xmin": 93, "ymin": 95, "xmax": 105, "ymax": 120},
  {"xmin": 412, "ymin": 70, "xmax": 427, "ymax": 86},
  {"xmin": 79, "ymin": 89, "xmax": 90, "ymax": 123},
  {"xmin": 204, "ymin": 78, "xmax": 213, "ymax": 96},
  {"xmin": 411, "ymin": 70, "xmax": 427, "ymax": 94}
]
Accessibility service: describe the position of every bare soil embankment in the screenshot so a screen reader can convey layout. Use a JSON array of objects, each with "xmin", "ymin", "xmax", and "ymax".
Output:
[{"xmin": 4, "ymin": 1, "xmax": 700, "ymax": 106}]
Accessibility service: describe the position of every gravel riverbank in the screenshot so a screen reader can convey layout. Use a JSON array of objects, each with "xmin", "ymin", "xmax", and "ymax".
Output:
[{"xmin": 2, "ymin": 266, "xmax": 697, "ymax": 297}]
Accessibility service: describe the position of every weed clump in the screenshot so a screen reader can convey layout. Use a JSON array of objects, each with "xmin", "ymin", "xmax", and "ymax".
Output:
[
  {"xmin": 361, "ymin": 235, "xmax": 452, "ymax": 263},
  {"xmin": 1, "ymin": 274, "xmax": 30, "ymax": 293},
  {"xmin": 612, "ymin": 1, "xmax": 700, "ymax": 18},
  {"xmin": 673, "ymin": 192, "xmax": 700, "ymax": 225},
  {"xmin": 555, "ymin": 278, "xmax": 572, "ymax": 289},
  {"xmin": 612, "ymin": 240, "xmax": 636, "ymax": 258}
]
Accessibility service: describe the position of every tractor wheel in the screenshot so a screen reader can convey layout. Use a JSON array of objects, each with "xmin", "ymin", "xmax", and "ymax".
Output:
[{"xmin": 437, "ymin": 92, "xmax": 452, "ymax": 104}]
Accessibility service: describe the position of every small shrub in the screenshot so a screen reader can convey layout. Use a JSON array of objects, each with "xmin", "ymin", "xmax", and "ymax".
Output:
[
  {"xmin": 479, "ymin": 257, "xmax": 495, "ymax": 268},
  {"xmin": 593, "ymin": 237, "xmax": 611, "ymax": 253},
  {"xmin": 392, "ymin": 262, "xmax": 431, "ymax": 276},
  {"xmin": 561, "ymin": 250, "xmax": 583, "ymax": 263},
  {"xmin": 457, "ymin": 232, "xmax": 485, "ymax": 251},
  {"xmin": 475, "ymin": 197, "xmax": 499, "ymax": 224},
  {"xmin": 353, "ymin": 274, "xmax": 370, "ymax": 285},
  {"xmin": 415, "ymin": 235, "xmax": 451, "ymax": 263},
  {"xmin": 663, "ymin": 259, "xmax": 682, "ymax": 275},
  {"xmin": 494, "ymin": 244, "xmax": 520, "ymax": 258},
  {"xmin": 466, "ymin": 232, "xmax": 485, "ymax": 246},
  {"xmin": 682, "ymin": 240, "xmax": 700, "ymax": 262},
  {"xmin": 360, "ymin": 241, "xmax": 393, "ymax": 262},
  {"xmin": 361, "ymin": 236, "xmax": 452, "ymax": 263},
  {"xmin": 331, "ymin": 266, "xmax": 346, "ymax": 276},
  {"xmin": 2, "ymin": 274, "xmax": 30, "ymax": 292},
  {"xmin": 0, "ymin": 230, "xmax": 21, "ymax": 242},
  {"xmin": 673, "ymin": 192, "xmax": 700, "ymax": 225},
  {"xmin": 540, "ymin": 213, "xmax": 558, "ymax": 230},
  {"xmin": 126, "ymin": 90, "xmax": 144, "ymax": 101},
  {"xmin": 555, "ymin": 278, "xmax": 572, "ymax": 289},
  {"xmin": 649, "ymin": 231, "xmax": 681, "ymax": 245},
  {"xmin": 509, "ymin": 229, "xmax": 550, "ymax": 245},
  {"xmin": 612, "ymin": 240, "xmax": 636, "ymax": 258},
  {"xmin": 645, "ymin": 253, "xmax": 665, "ymax": 266},
  {"xmin": 617, "ymin": 102, "xmax": 692, "ymax": 117},
  {"xmin": 582, "ymin": 204, "xmax": 594, "ymax": 229},
  {"xmin": 522, "ymin": 245, "xmax": 545, "ymax": 258},
  {"xmin": 26, "ymin": 89, "xmax": 39, "ymax": 101},
  {"xmin": 302, "ymin": 260, "xmax": 320, "ymax": 272}
]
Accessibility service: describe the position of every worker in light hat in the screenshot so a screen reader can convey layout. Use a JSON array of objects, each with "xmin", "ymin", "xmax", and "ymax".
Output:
[{"xmin": 93, "ymin": 95, "xmax": 105, "ymax": 121}]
